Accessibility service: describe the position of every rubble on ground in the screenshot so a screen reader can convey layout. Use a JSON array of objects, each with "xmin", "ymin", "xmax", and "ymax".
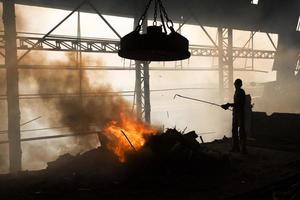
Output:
[
  {"xmin": 46, "ymin": 128, "xmax": 230, "ymax": 182},
  {"xmin": 0, "ymin": 128, "xmax": 299, "ymax": 200}
]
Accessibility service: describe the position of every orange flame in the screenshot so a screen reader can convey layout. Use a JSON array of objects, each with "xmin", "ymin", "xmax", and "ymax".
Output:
[{"xmin": 103, "ymin": 112, "xmax": 157, "ymax": 162}]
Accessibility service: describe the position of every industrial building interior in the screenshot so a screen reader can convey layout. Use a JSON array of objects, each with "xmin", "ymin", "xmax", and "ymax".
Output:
[{"xmin": 0, "ymin": 0, "xmax": 299, "ymax": 199}]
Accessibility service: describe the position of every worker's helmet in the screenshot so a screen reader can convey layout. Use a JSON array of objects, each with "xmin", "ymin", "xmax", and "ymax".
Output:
[{"xmin": 234, "ymin": 79, "xmax": 243, "ymax": 88}]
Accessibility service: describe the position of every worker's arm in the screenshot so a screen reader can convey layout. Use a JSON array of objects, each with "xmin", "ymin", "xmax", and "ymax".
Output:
[
  {"xmin": 222, "ymin": 90, "xmax": 245, "ymax": 110},
  {"xmin": 221, "ymin": 103, "xmax": 233, "ymax": 110}
]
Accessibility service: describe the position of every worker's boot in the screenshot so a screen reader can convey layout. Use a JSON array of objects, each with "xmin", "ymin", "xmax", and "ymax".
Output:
[
  {"xmin": 240, "ymin": 128, "xmax": 247, "ymax": 154},
  {"xmin": 230, "ymin": 146, "xmax": 240, "ymax": 153},
  {"xmin": 231, "ymin": 129, "xmax": 240, "ymax": 152},
  {"xmin": 240, "ymin": 139, "xmax": 247, "ymax": 154}
]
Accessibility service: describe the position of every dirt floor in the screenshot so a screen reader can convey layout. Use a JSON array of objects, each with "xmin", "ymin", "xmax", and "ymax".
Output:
[{"xmin": 0, "ymin": 137, "xmax": 299, "ymax": 200}]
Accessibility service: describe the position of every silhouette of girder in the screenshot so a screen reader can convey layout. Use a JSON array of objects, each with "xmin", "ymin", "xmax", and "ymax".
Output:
[
  {"xmin": 17, "ymin": 36, "xmax": 120, "ymax": 53},
  {"xmin": 0, "ymin": 35, "xmax": 277, "ymax": 59},
  {"xmin": 5, "ymin": 0, "xmax": 300, "ymax": 35}
]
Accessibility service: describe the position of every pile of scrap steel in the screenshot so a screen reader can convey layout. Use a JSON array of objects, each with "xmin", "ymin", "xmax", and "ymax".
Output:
[
  {"xmin": 1, "ymin": 129, "xmax": 299, "ymax": 199},
  {"xmin": 46, "ymin": 128, "xmax": 230, "ymax": 183}
]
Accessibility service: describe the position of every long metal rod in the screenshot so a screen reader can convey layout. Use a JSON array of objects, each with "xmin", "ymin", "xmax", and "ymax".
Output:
[
  {"xmin": 120, "ymin": 130, "xmax": 136, "ymax": 151},
  {"xmin": 174, "ymin": 94, "xmax": 221, "ymax": 107},
  {"xmin": 0, "ymin": 131, "xmax": 99, "ymax": 145},
  {"xmin": 174, "ymin": 94, "xmax": 232, "ymax": 111},
  {"xmin": 0, "ymin": 116, "xmax": 43, "ymax": 134},
  {"xmin": 17, "ymin": 0, "xmax": 88, "ymax": 63},
  {"xmin": 20, "ymin": 116, "xmax": 42, "ymax": 126}
]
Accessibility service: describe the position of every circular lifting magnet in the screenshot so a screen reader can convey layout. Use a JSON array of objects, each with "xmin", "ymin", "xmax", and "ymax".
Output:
[{"xmin": 118, "ymin": 26, "xmax": 191, "ymax": 61}]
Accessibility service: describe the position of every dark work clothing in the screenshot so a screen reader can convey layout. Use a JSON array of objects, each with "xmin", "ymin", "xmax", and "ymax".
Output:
[
  {"xmin": 233, "ymin": 88, "xmax": 245, "ymax": 113},
  {"xmin": 232, "ymin": 88, "xmax": 246, "ymax": 152}
]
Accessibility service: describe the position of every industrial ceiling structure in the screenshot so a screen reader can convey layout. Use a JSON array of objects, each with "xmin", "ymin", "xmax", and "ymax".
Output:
[
  {"xmin": 12, "ymin": 0, "xmax": 300, "ymax": 34},
  {"xmin": 0, "ymin": 0, "xmax": 300, "ymax": 173}
]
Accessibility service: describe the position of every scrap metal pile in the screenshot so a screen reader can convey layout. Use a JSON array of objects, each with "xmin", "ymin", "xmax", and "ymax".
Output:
[
  {"xmin": 46, "ymin": 128, "xmax": 230, "ymax": 182},
  {"xmin": 1, "ymin": 128, "xmax": 300, "ymax": 200}
]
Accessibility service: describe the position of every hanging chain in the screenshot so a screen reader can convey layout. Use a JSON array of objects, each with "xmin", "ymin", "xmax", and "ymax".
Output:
[
  {"xmin": 158, "ymin": 0, "xmax": 174, "ymax": 29},
  {"xmin": 135, "ymin": 0, "xmax": 174, "ymax": 32},
  {"xmin": 153, "ymin": 0, "xmax": 158, "ymax": 26},
  {"xmin": 136, "ymin": 0, "xmax": 154, "ymax": 31},
  {"xmin": 159, "ymin": 1, "xmax": 167, "ymax": 33}
]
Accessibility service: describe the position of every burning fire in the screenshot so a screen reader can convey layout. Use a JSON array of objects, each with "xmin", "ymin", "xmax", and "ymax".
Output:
[{"xmin": 104, "ymin": 112, "xmax": 157, "ymax": 162}]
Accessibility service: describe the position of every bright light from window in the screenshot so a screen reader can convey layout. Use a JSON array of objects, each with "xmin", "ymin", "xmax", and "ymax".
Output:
[
  {"xmin": 297, "ymin": 16, "xmax": 300, "ymax": 31},
  {"xmin": 251, "ymin": 0, "xmax": 259, "ymax": 5}
]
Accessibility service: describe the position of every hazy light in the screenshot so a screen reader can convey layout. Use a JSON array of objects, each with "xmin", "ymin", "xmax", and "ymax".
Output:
[
  {"xmin": 251, "ymin": 0, "xmax": 259, "ymax": 5},
  {"xmin": 296, "ymin": 16, "xmax": 300, "ymax": 32}
]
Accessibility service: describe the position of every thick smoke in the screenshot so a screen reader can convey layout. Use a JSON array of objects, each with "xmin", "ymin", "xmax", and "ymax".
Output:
[
  {"xmin": 0, "ymin": 4, "xmax": 134, "ymax": 172},
  {"xmin": 24, "ymin": 52, "xmax": 131, "ymax": 135},
  {"xmin": 16, "ymin": 52, "xmax": 132, "ymax": 171}
]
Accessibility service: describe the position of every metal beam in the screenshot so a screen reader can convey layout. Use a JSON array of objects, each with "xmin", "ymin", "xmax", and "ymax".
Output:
[
  {"xmin": 3, "ymin": 0, "xmax": 22, "ymax": 173},
  {"xmin": 14, "ymin": 0, "xmax": 122, "ymax": 63},
  {"xmin": 266, "ymin": 33, "xmax": 277, "ymax": 50},
  {"xmin": 86, "ymin": 1, "xmax": 121, "ymax": 39},
  {"xmin": 0, "ymin": 34, "xmax": 277, "ymax": 59},
  {"xmin": 17, "ymin": 0, "xmax": 88, "ymax": 63},
  {"xmin": 4, "ymin": 0, "xmax": 300, "ymax": 34},
  {"xmin": 15, "ymin": 36, "xmax": 120, "ymax": 53},
  {"xmin": 0, "ymin": 64, "xmax": 270, "ymax": 72},
  {"xmin": 218, "ymin": 27, "xmax": 234, "ymax": 100}
]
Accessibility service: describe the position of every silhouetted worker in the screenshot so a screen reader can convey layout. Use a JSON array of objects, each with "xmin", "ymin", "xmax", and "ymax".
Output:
[{"xmin": 221, "ymin": 79, "xmax": 247, "ymax": 154}]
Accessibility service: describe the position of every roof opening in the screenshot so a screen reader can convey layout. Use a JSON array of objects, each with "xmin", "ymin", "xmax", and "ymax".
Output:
[
  {"xmin": 251, "ymin": 0, "xmax": 259, "ymax": 5},
  {"xmin": 297, "ymin": 16, "xmax": 300, "ymax": 32}
]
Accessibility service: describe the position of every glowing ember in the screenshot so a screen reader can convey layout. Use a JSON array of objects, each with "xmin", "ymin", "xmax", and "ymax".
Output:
[{"xmin": 104, "ymin": 112, "xmax": 157, "ymax": 162}]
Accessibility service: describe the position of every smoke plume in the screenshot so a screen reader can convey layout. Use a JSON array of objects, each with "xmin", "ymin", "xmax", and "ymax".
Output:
[{"xmin": 15, "ymin": 52, "xmax": 133, "ymax": 171}]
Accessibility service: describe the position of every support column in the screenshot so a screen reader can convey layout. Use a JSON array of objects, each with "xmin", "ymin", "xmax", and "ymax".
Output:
[
  {"xmin": 135, "ymin": 61, "xmax": 143, "ymax": 119},
  {"xmin": 133, "ymin": 14, "xmax": 151, "ymax": 123},
  {"xmin": 217, "ymin": 27, "xmax": 234, "ymax": 100},
  {"xmin": 143, "ymin": 62, "xmax": 151, "ymax": 124},
  {"xmin": 134, "ymin": 60, "xmax": 151, "ymax": 124},
  {"xmin": 3, "ymin": 0, "xmax": 22, "ymax": 173},
  {"xmin": 217, "ymin": 27, "xmax": 224, "ymax": 100},
  {"xmin": 227, "ymin": 28, "xmax": 234, "ymax": 98}
]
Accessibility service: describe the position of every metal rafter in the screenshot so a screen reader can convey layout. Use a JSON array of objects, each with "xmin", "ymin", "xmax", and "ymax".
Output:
[
  {"xmin": 0, "ymin": 35, "xmax": 277, "ymax": 59},
  {"xmin": 16, "ymin": 36, "xmax": 120, "ymax": 53},
  {"xmin": 0, "ymin": 64, "xmax": 270, "ymax": 72}
]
